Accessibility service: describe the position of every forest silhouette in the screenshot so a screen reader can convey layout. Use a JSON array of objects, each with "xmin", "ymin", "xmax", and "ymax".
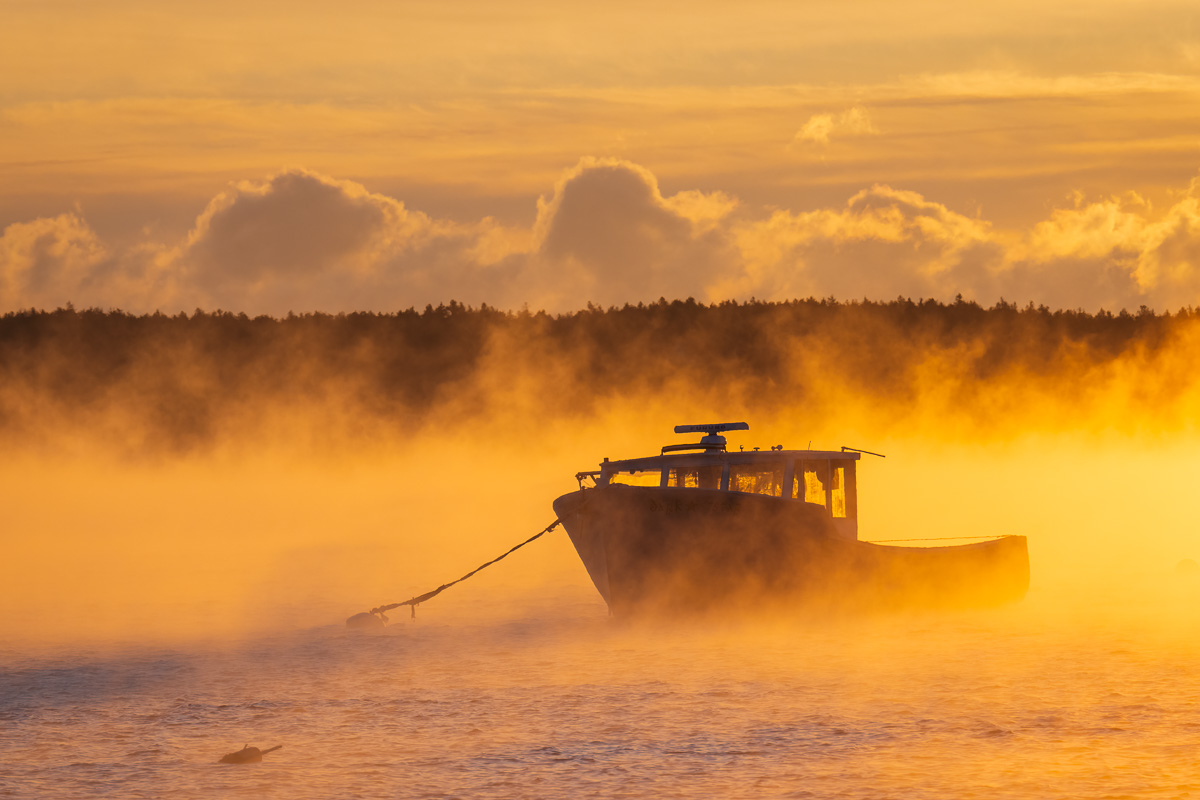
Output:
[{"xmin": 2, "ymin": 296, "xmax": 1195, "ymax": 455}]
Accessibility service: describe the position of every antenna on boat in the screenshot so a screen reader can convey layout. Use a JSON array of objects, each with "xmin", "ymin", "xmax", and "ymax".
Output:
[{"xmin": 841, "ymin": 446, "xmax": 886, "ymax": 458}]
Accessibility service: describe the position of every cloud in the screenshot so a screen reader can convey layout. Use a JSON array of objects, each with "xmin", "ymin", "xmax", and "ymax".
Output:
[
  {"xmin": 727, "ymin": 176, "xmax": 1200, "ymax": 312},
  {"xmin": 170, "ymin": 158, "xmax": 736, "ymax": 312},
  {"xmin": 168, "ymin": 169, "xmax": 540, "ymax": 314},
  {"xmin": 184, "ymin": 170, "xmax": 415, "ymax": 283},
  {"xmin": 5, "ymin": 161, "xmax": 1200, "ymax": 315},
  {"xmin": 793, "ymin": 106, "xmax": 877, "ymax": 146},
  {"xmin": 175, "ymin": 170, "xmax": 430, "ymax": 311},
  {"xmin": 726, "ymin": 184, "xmax": 1005, "ymax": 301},
  {"xmin": 524, "ymin": 157, "xmax": 738, "ymax": 307},
  {"xmin": 1014, "ymin": 185, "xmax": 1200, "ymax": 309},
  {"xmin": 0, "ymin": 213, "xmax": 109, "ymax": 309}
]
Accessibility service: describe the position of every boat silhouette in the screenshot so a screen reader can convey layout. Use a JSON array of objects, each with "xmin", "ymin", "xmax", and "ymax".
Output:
[{"xmin": 554, "ymin": 423, "xmax": 1029, "ymax": 617}]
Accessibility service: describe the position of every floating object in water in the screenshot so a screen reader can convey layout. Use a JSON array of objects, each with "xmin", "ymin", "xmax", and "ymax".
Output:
[
  {"xmin": 345, "ymin": 611, "xmax": 385, "ymax": 629},
  {"xmin": 218, "ymin": 744, "xmax": 282, "ymax": 764},
  {"xmin": 553, "ymin": 422, "xmax": 1031, "ymax": 617}
]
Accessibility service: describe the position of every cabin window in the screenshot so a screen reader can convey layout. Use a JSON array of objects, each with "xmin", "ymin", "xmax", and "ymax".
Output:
[
  {"xmin": 795, "ymin": 460, "xmax": 829, "ymax": 507},
  {"xmin": 832, "ymin": 458, "xmax": 857, "ymax": 520},
  {"xmin": 667, "ymin": 465, "xmax": 722, "ymax": 490},
  {"xmin": 609, "ymin": 470, "xmax": 662, "ymax": 487},
  {"xmin": 728, "ymin": 463, "xmax": 784, "ymax": 496},
  {"xmin": 831, "ymin": 465, "xmax": 846, "ymax": 518}
]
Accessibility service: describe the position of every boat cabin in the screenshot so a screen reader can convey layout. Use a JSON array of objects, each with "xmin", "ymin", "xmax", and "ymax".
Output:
[{"xmin": 583, "ymin": 423, "xmax": 862, "ymax": 540}]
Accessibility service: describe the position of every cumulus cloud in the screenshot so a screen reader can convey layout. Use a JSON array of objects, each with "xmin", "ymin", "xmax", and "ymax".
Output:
[
  {"xmin": 5, "ymin": 160, "xmax": 1200, "ymax": 315},
  {"xmin": 726, "ymin": 177, "xmax": 1200, "ymax": 311},
  {"xmin": 143, "ymin": 168, "xmax": 547, "ymax": 314},
  {"xmin": 175, "ymin": 170, "xmax": 446, "ymax": 312},
  {"xmin": 1008, "ymin": 185, "xmax": 1200, "ymax": 309},
  {"xmin": 0, "ymin": 213, "xmax": 109, "ymax": 309},
  {"xmin": 725, "ymin": 184, "xmax": 1005, "ymax": 301},
  {"xmin": 526, "ymin": 158, "xmax": 738, "ymax": 307},
  {"xmin": 793, "ymin": 106, "xmax": 878, "ymax": 146},
  {"xmin": 165, "ymin": 161, "xmax": 737, "ymax": 313},
  {"xmin": 184, "ymin": 170, "xmax": 417, "ymax": 283}
]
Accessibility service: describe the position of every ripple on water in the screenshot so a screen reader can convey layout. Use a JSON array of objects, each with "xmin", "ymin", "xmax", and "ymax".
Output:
[{"xmin": 3, "ymin": 608, "xmax": 1200, "ymax": 798}]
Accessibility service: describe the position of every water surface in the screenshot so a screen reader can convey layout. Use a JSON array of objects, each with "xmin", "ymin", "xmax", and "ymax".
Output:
[{"xmin": 4, "ymin": 586, "xmax": 1199, "ymax": 799}]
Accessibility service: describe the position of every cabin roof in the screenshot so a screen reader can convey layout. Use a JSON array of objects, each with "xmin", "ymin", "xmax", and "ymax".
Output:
[{"xmin": 603, "ymin": 448, "xmax": 860, "ymax": 473}]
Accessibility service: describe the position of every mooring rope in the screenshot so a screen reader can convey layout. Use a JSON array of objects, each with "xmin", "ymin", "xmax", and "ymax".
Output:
[
  {"xmin": 865, "ymin": 535, "xmax": 1011, "ymax": 543},
  {"xmin": 368, "ymin": 517, "xmax": 566, "ymax": 621}
]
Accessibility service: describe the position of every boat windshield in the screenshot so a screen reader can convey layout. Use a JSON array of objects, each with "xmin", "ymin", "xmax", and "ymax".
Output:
[
  {"xmin": 609, "ymin": 469, "xmax": 662, "ymax": 487},
  {"xmin": 728, "ymin": 462, "xmax": 784, "ymax": 497},
  {"xmin": 667, "ymin": 465, "xmax": 722, "ymax": 490},
  {"xmin": 602, "ymin": 455, "xmax": 855, "ymax": 517}
]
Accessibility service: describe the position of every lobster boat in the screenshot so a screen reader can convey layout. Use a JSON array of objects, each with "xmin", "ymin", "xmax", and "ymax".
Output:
[{"xmin": 552, "ymin": 423, "xmax": 1029, "ymax": 617}]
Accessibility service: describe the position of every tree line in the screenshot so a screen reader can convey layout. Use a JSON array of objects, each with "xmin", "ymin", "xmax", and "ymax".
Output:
[{"xmin": 1, "ymin": 297, "xmax": 1194, "ymax": 453}]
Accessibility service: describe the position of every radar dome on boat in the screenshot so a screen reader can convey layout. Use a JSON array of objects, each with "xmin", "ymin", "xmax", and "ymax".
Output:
[
  {"xmin": 673, "ymin": 422, "xmax": 750, "ymax": 434},
  {"xmin": 669, "ymin": 422, "xmax": 749, "ymax": 452}
]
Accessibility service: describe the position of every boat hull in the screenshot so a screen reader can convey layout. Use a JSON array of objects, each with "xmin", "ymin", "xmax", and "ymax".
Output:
[{"xmin": 553, "ymin": 486, "xmax": 1029, "ymax": 617}]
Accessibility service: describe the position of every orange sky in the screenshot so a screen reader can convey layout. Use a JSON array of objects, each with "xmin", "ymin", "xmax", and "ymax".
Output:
[{"xmin": 4, "ymin": 0, "xmax": 1200, "ymax": 314}]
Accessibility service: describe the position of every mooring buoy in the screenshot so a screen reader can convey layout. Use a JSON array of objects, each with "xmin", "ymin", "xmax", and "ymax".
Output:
[{"xmin": 345, "ymin": 611, "xmax": 385, "ymax": 629}]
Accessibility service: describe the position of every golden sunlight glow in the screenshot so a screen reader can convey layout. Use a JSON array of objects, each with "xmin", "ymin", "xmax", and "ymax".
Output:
[
  {"xmin": 4, "ymin": 1, "xmax": 1200, "ymax": 314},
  {"xmin": 7, "ymin": 8, "xmax": 1200, "ymax": 800}
]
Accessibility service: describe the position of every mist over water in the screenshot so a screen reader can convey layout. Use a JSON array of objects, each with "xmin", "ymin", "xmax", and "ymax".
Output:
[
  {"xmin": 4, "ymin": 299, "xmax": 1200, "ymax": 797},
  {"xmin": 4, "ymin": 592, "xmax": 1200, "ymax": 799}
]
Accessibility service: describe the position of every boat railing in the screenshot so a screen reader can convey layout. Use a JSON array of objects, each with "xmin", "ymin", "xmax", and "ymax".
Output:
[{"xmin": 575, "ymin": 470, "xmax": 601, "ymax": 489}]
